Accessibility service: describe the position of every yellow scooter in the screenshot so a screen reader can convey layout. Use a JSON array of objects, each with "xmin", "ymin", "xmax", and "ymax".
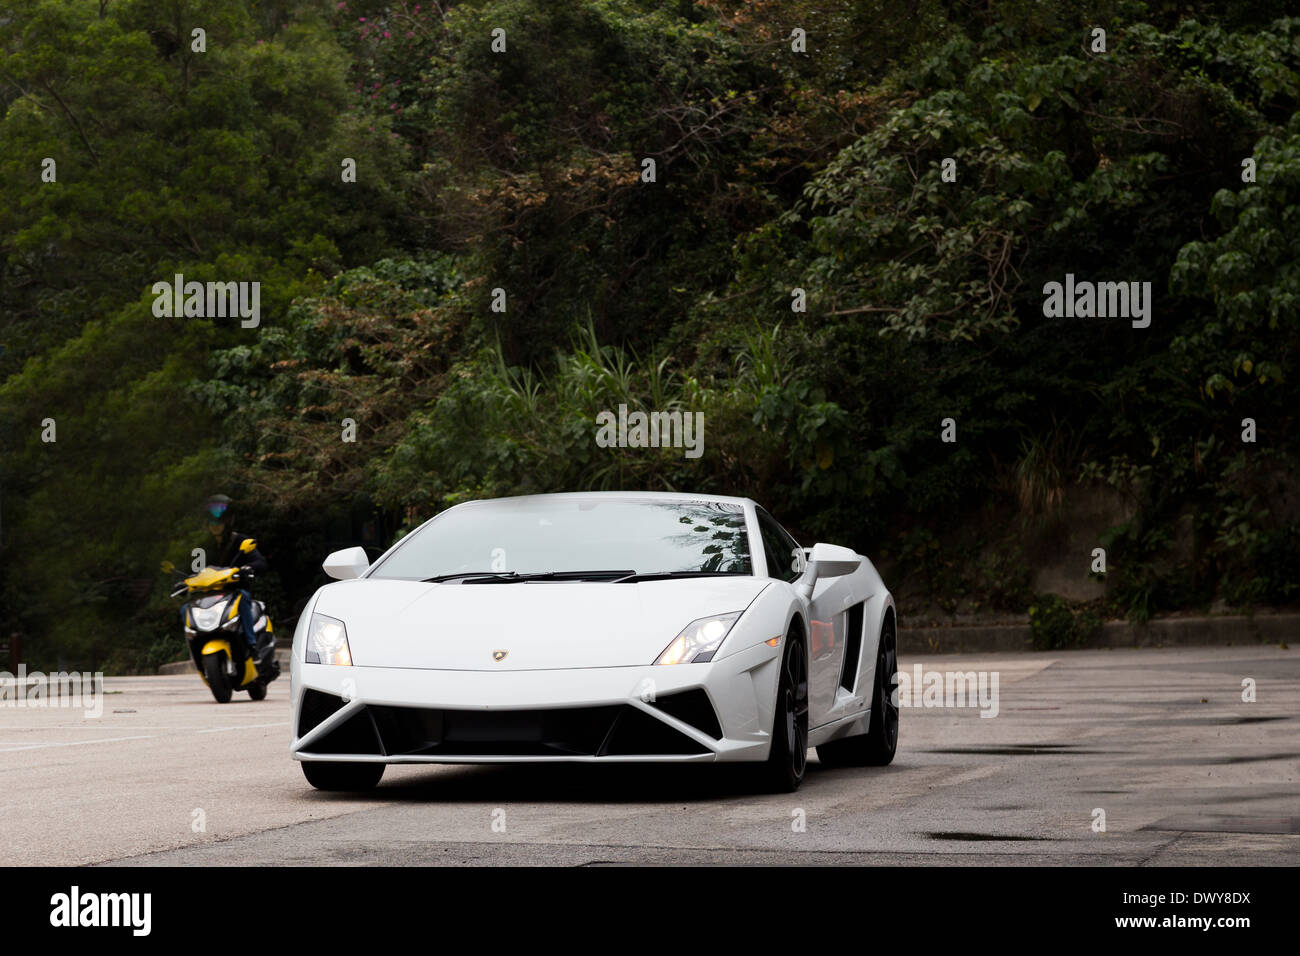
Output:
[{"xmin": 167, "ymin": 559, "xmax": 280, "ymax": 703}]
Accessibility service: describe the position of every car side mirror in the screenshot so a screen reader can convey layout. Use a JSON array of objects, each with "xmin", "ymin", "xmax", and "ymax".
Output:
[
  {"xmin": 323, "ymin": 547, "xmax": 370, "ymax": 581},
  {"xmin": 796, "ymin": 542, "xmax": 861, "ymax": 599}
]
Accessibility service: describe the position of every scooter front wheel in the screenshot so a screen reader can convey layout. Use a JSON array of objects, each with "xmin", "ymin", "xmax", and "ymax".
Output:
[{"xmin": 203, "ymin": 652, "xmax": 233, "ymax": 703}]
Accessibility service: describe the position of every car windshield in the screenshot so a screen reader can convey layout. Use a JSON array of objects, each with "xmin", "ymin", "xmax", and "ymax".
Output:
[{"xmin": 368, "ymin": 498, "xmax": 752, "ymax": 580}]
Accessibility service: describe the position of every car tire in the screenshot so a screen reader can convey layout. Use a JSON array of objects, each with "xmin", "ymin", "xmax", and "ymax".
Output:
[
  {"xmin": 816, "ymin": 614, "xmax": 898, "ymax": 767},
  {"xmin": 761, "ymin": 626, "xmax": 809, "ymax": 792},
  {"xmin": 301, "ymin": 760, "xmax": 385, "ymax": 792},
  {"xmin": 203, "ymin": 652, "xmax": 233, "ymax": 704}
]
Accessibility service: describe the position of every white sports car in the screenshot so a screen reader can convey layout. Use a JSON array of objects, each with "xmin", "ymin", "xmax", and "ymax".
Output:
[{"xmin": 290, "ymin": 492, "xmax": 898, "ymax": 792}]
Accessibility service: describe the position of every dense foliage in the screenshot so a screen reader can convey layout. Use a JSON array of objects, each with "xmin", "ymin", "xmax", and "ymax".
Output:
[{"xmin": 2, "ymin": 0, "xmax": 1297, "ymax": 670}]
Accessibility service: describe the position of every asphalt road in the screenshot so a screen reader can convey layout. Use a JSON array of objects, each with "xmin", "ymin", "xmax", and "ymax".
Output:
[{"xmin": 1, "ymin": 646, "xmax": 1296, "ymax": 866}]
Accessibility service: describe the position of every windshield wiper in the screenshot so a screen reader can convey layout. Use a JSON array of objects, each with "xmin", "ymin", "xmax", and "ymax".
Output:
[
  {"xmin": 423, "ymin": 570, "xmax": 636, "ymax": 584},
  {"xmin": 465, "ymin": 570, "xmax": 637, "ymax": 583},
  {"xmin": 610, "ymin": 571, "xmax": 745, "ymax": 583},
  {"xmin": 422, "ymin": 572, "xmax": 497, "ymax": 583}
]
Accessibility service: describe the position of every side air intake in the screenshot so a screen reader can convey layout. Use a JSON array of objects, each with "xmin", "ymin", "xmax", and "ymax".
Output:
[{"xmin": 839, "ymin": 602, "xmax": 864, "ymax": 691}]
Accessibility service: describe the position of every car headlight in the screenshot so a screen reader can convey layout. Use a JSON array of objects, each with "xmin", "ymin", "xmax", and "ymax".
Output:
[
  {"xmin": 654, "ymin": 611, "xmax": 742, "ymax": 665},
  {"xmin": 306, "ymin": 613, "xmax": 353, "ymax": 666},
  {"xmin": 191, "ymin": 601, "xmax": 227, "ymax": 632}
]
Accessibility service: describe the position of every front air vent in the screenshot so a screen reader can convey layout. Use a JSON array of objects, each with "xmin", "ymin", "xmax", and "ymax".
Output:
[
  {"xmin": 648, "ymin": 688, "xmax": 723, "ymax": 739},
  {"xmin": 298, "ymin": 688, "xmax": 347, "ymax": 738},
  {"xmin": 598, "ymin": 706, "xmax": 710, "ymax": 756},
  {"xmin": 308, "ymin": 709, "xmax": 383, "ymax": 755}
]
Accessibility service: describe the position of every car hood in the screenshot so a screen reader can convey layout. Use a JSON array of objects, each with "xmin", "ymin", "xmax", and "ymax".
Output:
[{"xmin": 310, "ymin": 576, "xmax": 772, "ymax": 670}]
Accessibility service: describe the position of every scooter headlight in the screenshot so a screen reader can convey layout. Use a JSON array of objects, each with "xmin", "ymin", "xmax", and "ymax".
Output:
[
  {"xmin": 191, "ymin": 601, "xmax": 227, "ymax": 632},
  {"xmin": 306, "ymin": 613, "xmax": 352, "ymax": 666}
]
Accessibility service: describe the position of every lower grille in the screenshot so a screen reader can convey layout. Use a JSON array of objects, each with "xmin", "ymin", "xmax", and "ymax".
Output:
[
  {"xmin": 298, "ymin": 695, "xmax": 712, "ymax": 757},
  {"xmin": 371, "ymin": 703, "xmax": 623, "ymax": 756}
]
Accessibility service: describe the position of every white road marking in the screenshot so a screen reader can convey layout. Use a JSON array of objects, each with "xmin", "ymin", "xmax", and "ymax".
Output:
[
  {"xmin": 0, "ymin": 720, "xmax": 289, "ymax": 751},
  {"xmin": 197, "ymin": 722, "xmax": 289, "ymax": 734},
  {"xmin": 0, "ymin": 734, "xmax": 157, "ymax": 752}
]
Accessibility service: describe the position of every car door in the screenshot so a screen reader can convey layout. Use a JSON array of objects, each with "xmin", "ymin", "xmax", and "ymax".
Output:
[
  {"xmin": 808, "ymin": 567, "xmax": 870, "ymax": 727},
  {"xmin": 755, "ymin": 508, "xmax": 846, "ymax": 728}
]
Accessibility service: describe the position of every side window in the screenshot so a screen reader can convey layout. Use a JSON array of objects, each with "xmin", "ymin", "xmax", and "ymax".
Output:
[{"xmin": 756, "ymin": 508, "xmax": 803, "ymax": 582}]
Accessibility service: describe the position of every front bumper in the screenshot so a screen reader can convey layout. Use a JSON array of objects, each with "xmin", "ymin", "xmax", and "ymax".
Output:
[{"xmin": 290, "ymin": 640, "xmax": 782, "ymax": 764}]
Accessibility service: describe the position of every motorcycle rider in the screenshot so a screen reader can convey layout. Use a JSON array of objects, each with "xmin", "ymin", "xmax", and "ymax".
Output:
[{"xmin": 201, "ymin": 494, "xmax": 269, "ymax": 661}]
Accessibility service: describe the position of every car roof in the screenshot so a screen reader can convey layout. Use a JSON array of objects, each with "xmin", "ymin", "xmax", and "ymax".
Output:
[{"xmin": 446, "ymin": 491, "xmax": 758, "ymax": 510}]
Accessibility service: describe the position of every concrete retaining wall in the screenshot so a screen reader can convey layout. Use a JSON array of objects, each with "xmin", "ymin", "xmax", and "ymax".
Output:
[{"xmin": 901, "ymin": 613, "xmax": 1299, "ymax": 654}]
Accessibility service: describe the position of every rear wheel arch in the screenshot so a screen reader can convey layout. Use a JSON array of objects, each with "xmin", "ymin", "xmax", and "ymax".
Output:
[{"xmin": 864, "ymin": 597, "xmax": 896, "ymax": 677}]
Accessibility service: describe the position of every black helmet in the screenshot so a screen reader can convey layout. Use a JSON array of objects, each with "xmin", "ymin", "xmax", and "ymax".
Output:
[{"xmin": 204, "ymin": 494, "xmax": 233, "ymax": 528}]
